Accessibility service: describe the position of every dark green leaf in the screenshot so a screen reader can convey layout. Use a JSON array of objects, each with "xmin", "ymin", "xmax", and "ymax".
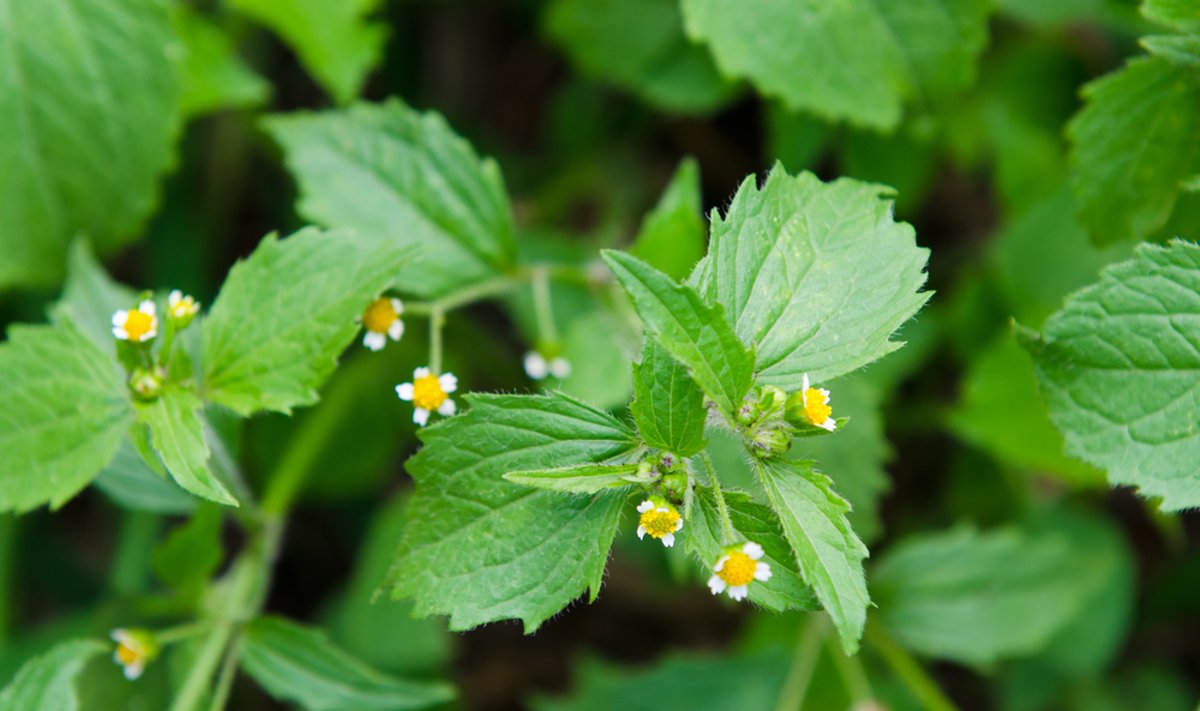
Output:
[
  {"xmin": 630, "ymin": 158, "xmax": 707, "ymax": 280},
  {"xmin": 630, "ymin": 337, "xmax": 707, "ymax": 457}
]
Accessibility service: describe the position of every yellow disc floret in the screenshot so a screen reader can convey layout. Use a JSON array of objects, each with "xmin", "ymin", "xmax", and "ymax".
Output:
[
  {"xmin": 639, "ymin": 507, "xmax": 681, "ymax": 539},
  {"xmin": 123, "ymin": 310, "xmax": 155, "ymax": 341},
  {"xmin": 363, "ymin": 298, "xmax": 399, "ymax": 333},
  {"xmin": 716, "ymin": 550, "xmax": 758, "ymax": 587},
  {"xmin": 412, "ymin": 372, "xmax": 449, "ymax": 411},
  {"xmin": 803, "ymin": 387, "xmax": 831, "ymax": 425}
]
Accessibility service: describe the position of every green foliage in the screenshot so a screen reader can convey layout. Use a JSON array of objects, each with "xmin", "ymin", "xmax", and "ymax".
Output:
[
  {"xmin": 505, "ymin": 462, "xmax": 641, "ymax": 494},
  {"xmin": 1068, "ymin": 56, "xmax": 1200, "ymax": 244},
  {"xmin": 1143, "ymin": 33, "xmax": 1200, "ymax": 67},
  {"xmin": 630, "ymin": 338, "xmax": 708, "ymax": 457},
  {"xmin": 136, "ymin": 387, "xmax": 235, "ymax": 505},
  {"xmin": 241, "ymin": 616, "xmax": 454, "ymax": 711},
  {"xmin": 755, "ymin": 460, "xmax": 869, "ymax": 654},
  {"xmin": 544, "ymin": 0, "xmax": 735, "ymax": 113},
  {"xmin": 0, "ymin": 0, "xmax": 181, "ymax": 290},
  {"xmin": 629, "ymin": 159, "xmax": 707, "ymax": 280},
  {"xmin": 0, "ymin": 321, "xmax": 131, "ymax": 512},
  {"xmin": 53, "ymin": 242, "xmax": 138, "ymax": 354},
  {"xmin": 1144, "ymin": 0, "xmax": 1200, "ymax": 31},
  {"xmin": 681, "ymin": 0, "xmax": 990, "ymax": 129},
  {"xmin": 226, "ymin": 0, "xmax": 386, "ymax": 104},
  {"xmin": 692, "ymin": 168, "xmax": 930, "ymax": 387},
  {"xmin": 152, "ymin": 505, "xmax": 224, "ymax": 594},
  {"xmin": 93, "ymin": 439, "xmax": 198, "ymax": 514},
  {"xmin": 1024, "ymin": 241, "xmax": 1200, "ymax": 510},
  {"xmin": 388, "ymin": 393, "xmax": 636, "ymax": 632},
  {"xmin": 265, "ymin": 100, "xmax": 517, "ymax": 299},
  {"xmin": 176, "ymin": 7, "xmax": 269, "ymax": 117},
  {"xmin": 203, "ymin": 227, "xmax": 408, "ymax": 416},
  {"xmin": 603, "ymin": 250, "xmax": 755, "ymax": 415},
  {"xmin": 0, "ymin": 639, "xmax": 105, "ymax": 711}
]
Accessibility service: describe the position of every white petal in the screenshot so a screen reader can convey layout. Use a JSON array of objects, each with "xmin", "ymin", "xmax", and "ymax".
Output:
[
  {"xmin": 755, "ymin": 562, "xmax": 772, "ymax": 581},
  {"xmin": 388, "ymin": 320, "xmax": 405, "ymax": 341},
  {"xmin": 743, "ymin": 542, "xmax": 764, "ymax": 559},
  {"xmin": 728, "ymin": 585, "xmax": 748, "ymax": 601},
  {"xmin": 439, "ymin": 373, "xmax": 458, "ymax": 393},
  {"xmin": 708, "ymin": 575, "xmax": 726, "ymax": 595},
  {"xmin": 637, "ymin": 526, "xmax": 646, "ymax": 539},
  {"xmin": 111, "ymin": 629, "xmax": 129, "ymax": 643},
  {"xmin": 661, "ymin": 533, "xmax": 675, "ymax": 547},
  {"xmin": 413, "ymin": 408, "xmax": 430, "ymax": 426},
  {"xmin": 549, "ymin": 357, "xmax": 572, "ymax": 378},
  {"xmin": 674, "ymin": 519, "xmax": 683, "ymax": 531},
  {"xmin": 112, "ymin": 310, "xmax": 128, "ymax": 327},
  {"xmin": 438, "ymin": 398, "xmax": 457, "ymax": 416},
  {"xmin": 124, "ymin": 661, "xmax": 144, "ymax": 680},
  {"xmin": 395, "ymin": 383, "xmax": 414, "ymax": 401},
  {"xmin": 168, "ymin": 290, "xmax": 182, "ymax": 306},
  {"xmin": 413, "ymin": 367, "xmax": 431, "ymax": 379},
  {"xmin": 363, "ymin": 331, "xmax": 386, "ymax": 351},
  {"xmin": 391, "ymin": 298, "xmax": 404, "ymax": 315},
  {"xmin": 819, "ymin": 388, "xmax": 830, "ymax": 400},
  {"xmin": 802, "ymin": 373, "xmax": 810, "ymax": 392},
  {"xmin": 637, "ymin": 500, "xmax": 654, "ymax": 513},
  {"xmin": 140, "ymin": 327, "xmax": 157, "ymax": 342},
  {"xmin": 524, "ymin": 352, "xmax": 548, "ymax": 380},
  {"xmin": 821, "ymin": 419, "xmax": 837, "ymax": 432},
  {"xmin": 113, "ymin": 327, "xmax": 128, "ymax": 340},
  {"xmin": 139, "ymin": 300, "xmax": 156, "ymax": 316},
  {"xmin": 714, "ymin": 555, "xmax": 729, "ymax": 572},
  {"xmin": 656, "ymin": 507, "xmax": 670, "ymax": 513}
]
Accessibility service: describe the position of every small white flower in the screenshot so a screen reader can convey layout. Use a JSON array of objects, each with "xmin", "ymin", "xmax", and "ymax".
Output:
[
  {"xmin": 524, "ymin": 351, "xmax": 549, "ymax": 379},
  {"xmin": 800, "ymin": 373, "xmax": 836, "ymax": 432},
  {"xmin": 167, "ymin": 290, "xmax": 200, "ymax": 323},
  {"xmin": 707, "ymin": 541, "xmax": 772, "ymax": 601},
  {"xmin": 111, "ymin": 628, "xmax": 159, "ymax": 680},
  {"xmin": 112, "ymin": 300, "xmax": 158, "ymax": 342},
  {"xmin": 362, "ymin": 298, "xmax": 405, "ymax": 351},
  {"xmin": 396, "ymin": 367, "xmax": 457, "ymax": 426},
  {"xmin": 549, "ymin": 357, "xmax": 571, "ymax": 379},
  {"xmin": 635, "ymin": 498, "xmax": 683, "ymax": 547}
]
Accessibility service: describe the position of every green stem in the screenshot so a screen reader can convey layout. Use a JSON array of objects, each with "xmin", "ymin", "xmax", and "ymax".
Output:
[
  {"xmin": 429, "ymin": 308, "xmax": 445, "ymax": 375},
  {"xmin": 866, "ymin": 622, "xmax": 959, "ymax": 711},
  {"xmin": 207, "ymin": 632, "xmax": 244, "ymax": 711},
  {"xmin": 773, "ymin": 614, "xmax": 828, "ymax": 711},
  {"xmin": 156, "ymin": 621, "xmax": 210, "ymax": 645},
  {"xmin": 699, "ymin": 453, "xmax": 736, "ymax": 543},
  {"xmin": 532, "ymin": 266, "xmax": 558, "ymax": 345},
  {"xmin": 827, "ymin": 634, "xmax": 875, "ymax": 705}
]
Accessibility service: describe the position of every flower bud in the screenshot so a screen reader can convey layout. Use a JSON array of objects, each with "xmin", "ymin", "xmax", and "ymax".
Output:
[{"xmin": 129, "ymin": 368, "xmax": 164, "ymax": 401}]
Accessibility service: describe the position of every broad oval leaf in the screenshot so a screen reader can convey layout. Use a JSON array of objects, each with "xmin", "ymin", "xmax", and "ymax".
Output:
[
  {"xmin": 0, "ymin": 639, "xmax": 106, "ymax": 711},
  {"xmin": 630, "ymin": 337, "xmax": 707, "ymax": 457}
]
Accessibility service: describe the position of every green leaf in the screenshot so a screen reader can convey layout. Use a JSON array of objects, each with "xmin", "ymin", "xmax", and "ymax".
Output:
[
  {"xmin": 202, "ymin": 227, "xmax": 409, "ymax": 416},
  {"xmin": 630, "ymin": 337, "xmax": 707, "ymax": 457},
  {"xmin": 1068, "ymin": 56, "xmax": 1200, "ymax": 244},
  {"xmin": 241, "ymin": 616, "xmax": 454, "ymax": 711},
  {"xmin": 1142, "ymin": 33, "xmax": 1200, "ymax": 68},
  {"xmin": 629, "ymin": 158, "xmax": 707, "ymax": 281},
  {"xmin": 602, "ymin": 250, "xmax": 755, "ymax": 415},
  {"xmin": 136, "ymin": 387, "xmax": 236, "ymax": 506},
  {"xmin": 264, "ymin": 100, "xmax": 517, "ymax": 299},
  {"xmin": 1143, "ymin": 0, "xmax": 1200, "ymax": 31},
  {"xmin": 0, "ymin": 322, "xmax": 132, "ymax": 512},
  {"xmin": 176, "ymin": 7, "xmax": 269, "ymax": 117},
  {"xmin": 226, "ymin": 0, "xmax": 386, "ymax": 104},
  {"xmin": 93, "ymin": 438, "xmax": 198, "ymax": 514},
  {"xmin": 1023, "ymin": 241, "xmax": 1200, "ymax": 511},
  {"xmin": 544, "ymin": 0, "xmax": 734, "ymax": 113},
  {"xmin": 0, "ymin": 639, "xmax": 106, "ymax": 711},
  {"xmin": 680, "ymin": 0, "xmax": 989, "ymax": 129},
  {"xmin": 152, "ymin": 504, "xmax": 223, "ymax": 593},
  {"xmin": 872, "ymin": 525, "xmax": 1104, "ymax": 665},
  {"xmin": 0, "ymin": 0, "xmax": 182, "ymax": 289},
  {"xmin": 388, "ymin": 392, "xmax": 637, "ymax": 632},
  {"xmin": 505, "ymin": 462, "xmax": 640, "ymax": 494},
  {"xmin": 558, "ymin": 307, "xmax": 638, "ymax": 410},
  {"xmin": 52, "ymin": 242, "xmax": 137, "ymax": 355},
  {"xmin": 755, "ymin": 459, "xmax": 869, "ymax": 654},
  {"xmin": 686, "ymin": 487, "xmax": 819, "ymax": 612},
  {"xmin": 691, "ymin": 168, "xmax": 929, "ymax": 387}
]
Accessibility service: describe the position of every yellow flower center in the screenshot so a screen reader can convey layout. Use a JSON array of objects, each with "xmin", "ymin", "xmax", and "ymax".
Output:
[
  {"xmin": 804, "ymin": 388, "xmax": 831, "ymax": 425},
  {"xmin": 170, "ymin": 297, "xmax": 196, "ymax": 318},
  {"xmin": 362, "ymin": 299, "xmax": 398, "ymax": 334},
  {"xmin": 412, "ymin": 373, "xmax": 448, "ymax": 411},
  {"xmin": 718, "ymin": 551, "xmax": 758, "ymax": 587},
  {"xmin": 115, "ymin": 642, "xmax": 141, "ymax": 666},
  {"xmin": 123, "ymin": 310, "xmax": 154, "ymax": 341},
  {"xmin": 639, "ymin": 507, "xmax": 680, "ymax": 539}
]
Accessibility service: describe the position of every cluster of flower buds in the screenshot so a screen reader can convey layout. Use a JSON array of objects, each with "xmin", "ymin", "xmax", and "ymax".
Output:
[
  {"xmin": 111, "ymin": 291, "xmax": 202, "ymax": 401},
  {"xmin": 736, "ymin": 374, "xmax": 838, "ymax": 459}
]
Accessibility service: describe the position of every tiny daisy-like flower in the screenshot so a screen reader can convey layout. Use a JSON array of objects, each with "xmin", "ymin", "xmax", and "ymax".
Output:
[
  {"xmin": 112, "ymin": 300, "xmax": 158, "ymax": 342},
  {"xmin": 361, "ymin": 297, "xmax": 405, "ymax": 352},
  {"xmin": 167, "ymin": 290, "xmax": 200, "ymax": 324},
  {"xmin": 707, "ymin": 541, "xmax": 772, "ymax": 601},
  {"xmin": 524, "ymin": 351, "xmax": 572, "ymax": 380},
  {"xmin": 636, "ymin": 498, "xmax": 683, "ymax": 547},
  {"xmin": 800, "ymin": 373, "xmax": 836, "ymax": 432},
  {"xmin": 111, "ymin": 628, "xmax": 159, "ymax": 680},
  {"xmin": 395, "ymin": 367, "xmax": 457, "ymax": 426}
]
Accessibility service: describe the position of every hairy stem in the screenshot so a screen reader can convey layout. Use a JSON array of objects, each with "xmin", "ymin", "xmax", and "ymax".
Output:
[
  {"xmin": 699, "ymin": 453, "xmax": 736, "ymax": 543},
  {"xmin": 532, "ymin": 265, "xmax": 558, "ymax": 345}
]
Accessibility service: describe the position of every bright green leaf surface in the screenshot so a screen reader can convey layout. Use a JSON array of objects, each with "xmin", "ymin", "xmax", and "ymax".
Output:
[
  {"xmin": 0, "ymin": 322, "xmax": 131, "ymax": 512},
  {"xmin": 1143, "ymin": 33, "xmax": 1200, "ymax": 68},
  {"xmin": 544, "ymin": 0, "xmax": 734, "ymax": 113},
  {"xmin": 873, "ymin": 526, "xmax": 1098, "ymax": 665},
  {"xmin": 177, "ymin": 7, "xmax": 269, "ymax": 117},
  {"xmin": 389, "ymin": 392, "xmax": 636, "ymax": 632},
  {"xmin": 630, "ymin": 337, "xmax": 707, "ymax": 457},
  {"xmin": 603, "ymin": 250, "xmax": 755, "ymax": 415},
  {"xmin": 505, "ymin": 462, "xmax": 640, "ymax": 494},
  {"xmin": 265, "ymin": 100, "xmax": 516, "ymax": 299},
  {"xmin": 630, "ymin": 158, "xmax": 707, "ymax": 280},
  {"xmin": 136, "ymin": 387, "xmax": 235, "ymax": 505},
  {"xmin": 0, "ymin": 639, "xmax": 105, "ymax": 711},
  {"xmin": 1068, "ymin": 56, "xmax": 1200, "ymax": 244},
  {"xmin": 559, "ymin": 307, "xmax": 637, "ymax": 410},
  {"xmin": 1024, "ymin": 241, "xmax": 1200, "ymax": 510},
  {"xmin": 1144, "ymin": 0, "xmax": 1200, "ymax": 31},
  {"xmin": 0, "ymin": 0, "xmax": 182, "ymax": 289},
  {"xmin": 227, "ymin": 0, "xmax": 385, "ymax": 104},
  {"xmin": 203, "ymin": 227, "xmax": 408, "ymax": 416},
  {"xmin": 53, "ymin": 242, "xmax": 137, "ymax": 356},
  {"xmin": 692, "ymin": 168, "xmax": 929, "ymax": 387},
  {"xmin": 755, "ymin": 460, "xmax": 869, "ymax": 654},
  {"xmin": 686, "ymin": 487, "xmax": 819, "ymax": 612},
  {"xmin": 93, "ymin": 438, "xmax": 197, "ymax": 514},
  {"xmin": 241, "ymin": 616, "xmax": 454, "ymax": 711}
]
